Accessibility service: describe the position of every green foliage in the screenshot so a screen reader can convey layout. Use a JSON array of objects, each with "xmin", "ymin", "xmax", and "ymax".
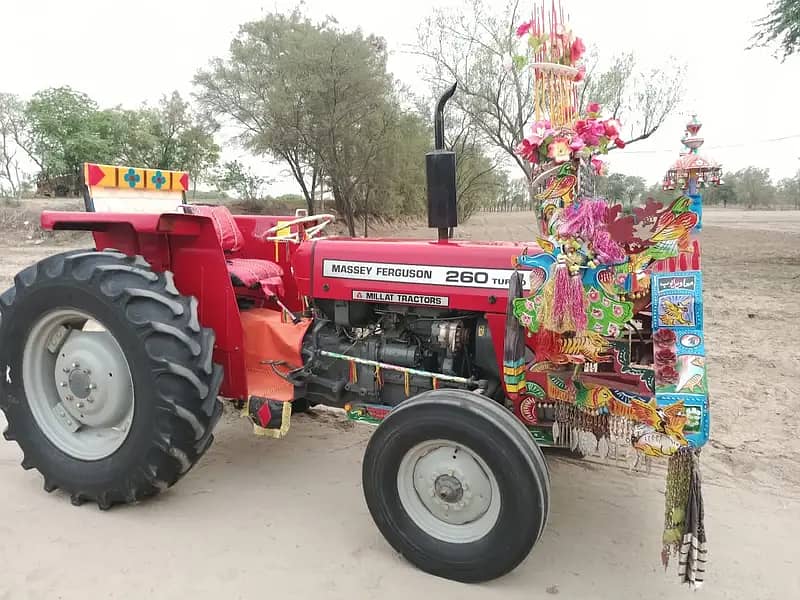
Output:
[
  {"xmin": 749, "ymin": 0, "xmax": 800, "ymax": 61},
  {"xmin": 596, "ymin": 172, "xmax": 647, "ymax": 209},
  {"xmin": 7, "ymin": 87, "xmax": 218, "ymax": 196},
  {"xmin": 213, "ymin": 160, "xmax": 269, "ymax": 201},
  {"xmin": 196, "ymin": 9, "xmax": 450, "ymax": 235},
  {"xmin": 23, "ymin": 87, "xmax": 112, "ymax": 182}
]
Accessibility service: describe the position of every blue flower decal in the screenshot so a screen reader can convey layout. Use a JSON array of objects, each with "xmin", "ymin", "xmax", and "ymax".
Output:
[
  {"xmin": 123, "ymin": 168, "xmax": 140, "ymax": 188},
  {"xmin": 151, "ymin": 170, "xmax": 167, "ymax": 190}
]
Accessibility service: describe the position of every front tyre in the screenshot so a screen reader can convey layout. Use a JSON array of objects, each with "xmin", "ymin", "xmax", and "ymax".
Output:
[
  {"xmin": 362, "ymin": 389, "xmax": 550, "ymax": 583},
  {"xmin": 0, "ymin": 249, "xmax": 223, "ymax": 509}
]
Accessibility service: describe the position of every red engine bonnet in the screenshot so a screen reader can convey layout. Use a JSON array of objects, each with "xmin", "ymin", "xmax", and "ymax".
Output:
[{"xmin": 292, "ymin": 237, "xmax": 542, "ymax": 314}]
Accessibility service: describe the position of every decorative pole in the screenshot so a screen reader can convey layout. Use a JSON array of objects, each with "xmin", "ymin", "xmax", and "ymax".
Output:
[{"xmin": 662, "ymin": 115, "xmax": 722, "ymax": 231}]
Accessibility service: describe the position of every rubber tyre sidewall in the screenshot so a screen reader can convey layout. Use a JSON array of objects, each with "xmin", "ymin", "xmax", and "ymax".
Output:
[
  {"xmin": 362, "ymin": 395, "xmax": 549, "ymax": 583},
  {"xmin": 3, "ymin": 270, "xmax": 188, "ymax": 494}
]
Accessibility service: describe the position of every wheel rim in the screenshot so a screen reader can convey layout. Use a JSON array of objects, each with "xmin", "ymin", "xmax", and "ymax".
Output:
[
  {"xmin": 22, "ymin": 309, "xmax": 135, "ymax": 461},
  {"xmin": 397, "ymin": 439, "xmax": 501, "ymax": 544}
]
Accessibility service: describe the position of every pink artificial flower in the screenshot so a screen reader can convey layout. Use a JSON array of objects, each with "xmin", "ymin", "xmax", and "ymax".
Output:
[
  {"xmin": 569, "ymin": 136, "xmax": 586, "ymax": 152},
  {"xmin": 528, "ymin": 119, "xmax": 554, "ymax": 146},
  {"xmin": 591, "ymin": 156, "xmax": 606, "ymax": 176},
  {"xmin": 574, "ymin": 64, "xmax": 586, "ymax": 82},
  {"xmin": 604, "ymin": 119, "xmax": 622, "ymax": 140},
  {"xmin": 570, "ymin": 37, "xmax": 586, "ymax": 64},
  {"xmin": 586, "ymin": 102, "xmax": 601, "ymax": 118},
  {"xmin": 615, "ymin": 137, "xmax": 626, "ymax": 149},
  {"xmin": 548, "ymin": 137, "xmax": 572, "ymax": 163},
  {"xmin": 516, "ymin": 21, "xmax": 533, "ymax": 37},
  {"xmin": 576, "ymin": 119, "xmax": 605, "ymax": 146}
]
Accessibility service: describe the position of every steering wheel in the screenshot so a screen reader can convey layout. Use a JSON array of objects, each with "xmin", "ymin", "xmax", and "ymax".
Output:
[{"xmin": 262, "ymin": 213, "xmax": 336, "ymax": 242}]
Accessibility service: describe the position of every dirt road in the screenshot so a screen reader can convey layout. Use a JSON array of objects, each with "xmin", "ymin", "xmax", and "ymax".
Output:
[{"xmin": 1, "ymin": 209, "xmax": 799, "ymax": 599}]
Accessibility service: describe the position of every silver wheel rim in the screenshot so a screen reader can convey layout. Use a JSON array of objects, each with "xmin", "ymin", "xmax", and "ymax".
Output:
[
  {"xmin": 22, "ymin": 309, "xmax": 135, "ymax": 461},
  {"xmin": 397, "ymin": 439, "xmax": 501, "ymax": 544}
]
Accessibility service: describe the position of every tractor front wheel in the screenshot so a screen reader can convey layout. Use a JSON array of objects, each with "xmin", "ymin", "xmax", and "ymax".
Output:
[
  {"xmin": 362, "ymin": 389, "xmax": 550, "ymax": 583},
  {"xmin": 0, "ymin": 249, "xmax": 223, "ymax": 509}
]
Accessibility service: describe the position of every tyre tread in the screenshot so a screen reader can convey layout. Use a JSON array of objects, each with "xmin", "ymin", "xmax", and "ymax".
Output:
[{"xmin": 0, "ymin": 249, "xmax": 224, "ymax": 510}]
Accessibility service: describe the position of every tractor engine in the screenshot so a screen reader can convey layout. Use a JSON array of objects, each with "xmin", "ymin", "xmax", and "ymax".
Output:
[{"xmin": 298, "ymin": 300, "xmax": 498, "ymax": 408}]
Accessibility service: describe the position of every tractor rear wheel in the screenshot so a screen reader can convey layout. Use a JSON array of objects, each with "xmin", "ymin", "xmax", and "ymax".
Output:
[
  {"xmin": 0, "ymin": 249, "xmax": 223, "ymax": 509},
  {"xmin": 362, "ymin": 389, "xmax": 550, "ymax": 583}
]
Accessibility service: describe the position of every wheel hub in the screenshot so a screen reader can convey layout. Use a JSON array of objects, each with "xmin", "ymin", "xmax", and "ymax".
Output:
[
  {"xmin": 400, "ymin": 442, "xmax": 497, "ymax": 536},
  {"xmin": 23, "ymin": 309, "xmax": 135, "ymax": 461},
  {"xmin": 53, "ymin": 331, "xmax": 133, "ymax": 429},
  {"xmin": 68, "ymin": 369, "xmax": 92, "ymax": 399},
  {"xmin": 434, "ymin": 474, "xmax": 463, "ymax": 503}
]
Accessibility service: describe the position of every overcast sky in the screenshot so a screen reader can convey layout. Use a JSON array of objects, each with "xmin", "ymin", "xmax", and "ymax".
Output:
[{"xmin": 2, "ymin": 0, "xmax": 798, "ymax": 193}]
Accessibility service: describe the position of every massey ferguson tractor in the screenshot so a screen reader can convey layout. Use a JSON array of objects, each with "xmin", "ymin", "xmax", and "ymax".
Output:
[{"xmin": 0, "ymin": 84, "xmax": 709, "ymax": 586}]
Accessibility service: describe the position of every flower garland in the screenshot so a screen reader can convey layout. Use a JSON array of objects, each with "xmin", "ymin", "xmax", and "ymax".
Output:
[{"xmin": 516, "ymin": 103, "xmax": 626, "ymax": 175}]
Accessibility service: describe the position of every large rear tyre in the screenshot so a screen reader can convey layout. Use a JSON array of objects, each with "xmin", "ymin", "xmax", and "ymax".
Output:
[
  {"xmin": 362, "ymin": 389, "xmax": 550, "ymax": 583},
  {"xmin": 0, "ymin": 249, "xmax": 223, "ymax": 509}
]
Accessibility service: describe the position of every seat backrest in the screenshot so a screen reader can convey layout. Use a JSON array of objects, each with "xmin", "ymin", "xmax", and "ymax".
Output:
[
  {"xmin": 183, "ymin": 204, "xmax": 244, "ymax": 252},
  {"xmin": 82, "ymin": 162, "xmax": 189, "ymax": 214}
]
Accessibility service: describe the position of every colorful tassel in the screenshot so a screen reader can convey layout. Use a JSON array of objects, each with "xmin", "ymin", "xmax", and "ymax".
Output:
[
  {"xmin": 542, "ymin": 260, "xmax": 587, "ymax": 333},
  {"xmin": 404, "ymin": 371, "xmax": 411, "ymax": 397},
  {"xmin": 349, "ymin": 361, "xmax": 358, "ymax": 384}
]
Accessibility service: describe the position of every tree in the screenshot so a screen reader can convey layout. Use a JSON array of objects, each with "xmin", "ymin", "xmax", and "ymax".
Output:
[
  {"xmin": 702, "ymin": 176, "xmax": 738, "ymax": 208},
  {"xmin": 213, "ymin": 160, "xmax": 269, "ymax": 201},
  {"xmin": 196, "ymin": 10, "xmax": 417, "ymax": 236},
  {"xmin": 578, "ymin": 50, "xmax": 686, "ymax": 146},
  {"xmin": 597, "ymin": 172, "xmax": 646, "ymax": 210},
  {"xmin": 20, "ymin": 87, "xmax": 115, "ymax": 192},
  {"xmin": 733, "ymin": 166, "xmax": 774, "ymax": 208},
  {"xmin": 413, "ymin": 0, "xmax": 686, "ymax": 193},
  {"xmin": 106, "ymin": 92, "xmax": 220, "ymax": 187},
  {"xmin": 194, "ymin": 11, "xmax": 328, "ymax": 215},
  {"xmin": 749, "ymin": 0, "xmax": 800, "ymax": 61},
  {"xmin": 776, "ymin": 171, "xmax": 800, "ymax": 208},
  {"xmin": 0, "ymin": 93, "xmax": 26, "ymax": 198}
]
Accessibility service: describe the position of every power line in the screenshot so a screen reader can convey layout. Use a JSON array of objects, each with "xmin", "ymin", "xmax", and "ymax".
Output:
[{"xmin": 620, "ymin": 133, "xmax": 800, "ymax": 154}]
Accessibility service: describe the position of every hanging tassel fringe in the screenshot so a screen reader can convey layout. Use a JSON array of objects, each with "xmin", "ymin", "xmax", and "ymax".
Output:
[{"xmin": 662, "ymin": 449, "xmax": 707, "ymax": 588}]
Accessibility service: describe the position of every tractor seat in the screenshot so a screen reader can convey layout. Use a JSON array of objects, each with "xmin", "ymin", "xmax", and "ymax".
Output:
[{"xmin": 184, "ymin": 205, "xmax": 285, "ymax": 298}]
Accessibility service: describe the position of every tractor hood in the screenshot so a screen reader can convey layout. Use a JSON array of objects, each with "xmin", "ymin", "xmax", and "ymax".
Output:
[{"xmin": 292, "ymin": 237, "xmax": 543, "ymax": 313}]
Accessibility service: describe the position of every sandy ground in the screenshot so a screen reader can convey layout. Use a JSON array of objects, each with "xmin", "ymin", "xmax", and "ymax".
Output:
[{"xmin": 1, "ymin": 208, "xmax": 799, "ymax": 599}]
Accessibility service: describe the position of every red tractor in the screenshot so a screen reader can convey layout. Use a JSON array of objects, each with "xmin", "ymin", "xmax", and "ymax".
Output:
[{"xmin": 0, "ymin": 89, "xmax": 556, "ymax": 583}]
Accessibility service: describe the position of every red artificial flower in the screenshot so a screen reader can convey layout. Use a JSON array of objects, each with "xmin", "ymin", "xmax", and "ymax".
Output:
[
  {"xmin": 591, "ymin": 156, "xmax": 606, "ymax": 176},
  {"xmin": 516, "ymin": 21, "xmax": 533, "ymax": 37},
  {"xmin": 615, "ymin": 138, "xmax": 626, "ymax": 149},
  {"xmin": 656, "ymin": 347, "xmax": 677, "ymax": 364},
  {"xmin": 570, "ymin": 37, "xmax": 586, "ymax": 64},
  {"xmin": 603, "ymin": 119, "xmax": 622, "ymax": 140},
  {"xmin": 517, "ymin": 139, "xmax": 539, "ymax": 163},
  {"xmin": 573, "ymin": 63, "xmax": 586, "ymax": 82},
  {"xmin": 653, "ymin": 329, "xmax": 677, "ymax": 345},
  {"xmin": 586, "ymin": 102, "xmax": 601, "ymax": 118},
  {"xmin": 656, "ymin": 365, "xmax": 680, "ymax": 385}
]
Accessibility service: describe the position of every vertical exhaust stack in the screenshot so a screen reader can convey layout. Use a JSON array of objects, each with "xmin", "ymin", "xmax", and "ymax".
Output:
[{"xmin": 426, "ymin": 82, "xmax": 458, "ymax": 242}]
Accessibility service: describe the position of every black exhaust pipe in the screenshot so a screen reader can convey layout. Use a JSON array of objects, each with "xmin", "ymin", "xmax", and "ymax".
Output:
[{"xmin": 426, "ymin": 82, "xmax": 458, "ymax": 242}]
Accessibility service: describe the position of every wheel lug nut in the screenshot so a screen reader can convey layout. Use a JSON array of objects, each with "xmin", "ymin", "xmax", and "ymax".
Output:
[
  {"xmin": 60, "ymin": 382, "xmax": 67, "ymax": 388},
  {"xmin": 76, "ymin": 402, "xmax": 84, "ymax": 409},
  {"xmin": 72, "ymin": 362, "xmax": 79, "ymax": 369},
  {"xmin": 88, "ymin": 383, "xmax": 97, "ymax": 390}
]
